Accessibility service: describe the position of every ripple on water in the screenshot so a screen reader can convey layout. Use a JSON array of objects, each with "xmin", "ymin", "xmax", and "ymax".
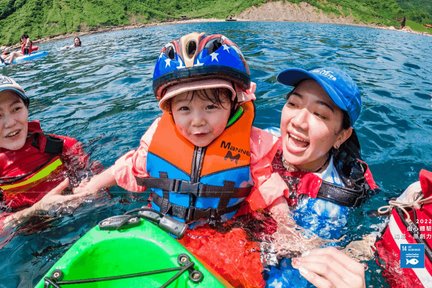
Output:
[{"xmin": 1, "ymin": 22, "xmax": 431, "ymax": 288}]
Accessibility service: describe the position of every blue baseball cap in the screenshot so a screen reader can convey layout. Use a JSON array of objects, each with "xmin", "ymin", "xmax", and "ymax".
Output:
[
  {"xmin": 277, "ymin": 67, "xmax": 361, "ymax": 126},
  {"xmin": 0, "ymin": 75, "xmax": 29, "ymax": 107}
]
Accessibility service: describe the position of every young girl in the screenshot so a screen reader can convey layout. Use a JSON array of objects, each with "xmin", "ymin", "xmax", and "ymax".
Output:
[
  {"xmin": 245, "ymin": 67, "xmax": 378, "ymax": 287},
  {"xmin": 0, "ymin": 75, "xmax": 96, "ymax": 229},
  {"xmin": 76, "ymin": 32, "xmax": 277, "ymax": 287}
]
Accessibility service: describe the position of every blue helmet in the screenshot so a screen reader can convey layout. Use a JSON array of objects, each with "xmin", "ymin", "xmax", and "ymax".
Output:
[{"xmin": 153, "ymin": 32, "xmax": 250, "ymax": 101}]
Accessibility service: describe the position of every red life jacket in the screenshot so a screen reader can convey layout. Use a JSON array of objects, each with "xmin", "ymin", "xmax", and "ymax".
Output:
[
  {"xmin": 375, "ymin": 169, "xmax": 432, "ymax": 287},
  {"xmin": 0, "ymin": 121, "xmax": 80, "ymax": 210},
  {"xmin": 20, "ymin": 40, "xmax": 36, "ymax": 55}
]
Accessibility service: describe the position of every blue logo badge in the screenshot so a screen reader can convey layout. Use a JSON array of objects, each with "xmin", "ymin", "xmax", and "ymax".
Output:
[{"xmin": 400, "ymin": 244, "xmax": 425, "ymax": 269}]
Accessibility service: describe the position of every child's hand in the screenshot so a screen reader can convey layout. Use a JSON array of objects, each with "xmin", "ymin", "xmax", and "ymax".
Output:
[{"xmin": 292, "ymin": 247, "xmax": 366, "ymax": 288}]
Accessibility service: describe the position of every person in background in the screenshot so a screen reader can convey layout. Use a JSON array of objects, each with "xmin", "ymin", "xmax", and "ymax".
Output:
[
  {"xmin": 0, "ymin": 75, "xmax": 99, "ymax": 230},
  {"xmin": 72, "ymin": 37, "xmax": 82, "ymax": 47},
  {"xmin": 61, "ymin": 37, "xmax": 82, "ymax": 50},
  {"xmin": 0, "ymin": 48, "xmax": 11, "ymax": 64},
  {"xmin": 245, "ymin": 67, "xmax": 378, "ymax": 287},
  {"xmin": 20, "ymin": 34, "xmax": 33, "ymax": 55},
  {"xmin": 2, "ymin": 34, "xmax": 38, "ymax": 64}
]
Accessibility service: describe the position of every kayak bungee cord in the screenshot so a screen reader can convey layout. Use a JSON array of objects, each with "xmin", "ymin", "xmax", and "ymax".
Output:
[
  {"xmin": 43, "ymin": 257, "xmax": 197, "ymax": 288},
  {"xmin": 42, "ymin": 208, "xmax": 203, "ymax": 288}
]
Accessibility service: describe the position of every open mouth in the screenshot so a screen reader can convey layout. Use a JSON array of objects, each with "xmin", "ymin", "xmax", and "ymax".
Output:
[{"xmin": 287, "ymin": 132, "xmax": 309, "ymax": 149}]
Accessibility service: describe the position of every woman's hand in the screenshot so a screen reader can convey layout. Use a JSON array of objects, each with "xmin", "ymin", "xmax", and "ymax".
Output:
[
  {"xmin": 292, "ymin": 247, "xmax": 366, "ymax": 288},
  {"xmin": 3, "ymin": 178, "xmax": 83, "ymax": 228}
]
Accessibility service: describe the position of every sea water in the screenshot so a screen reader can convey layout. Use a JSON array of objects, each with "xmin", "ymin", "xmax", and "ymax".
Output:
[{"xmin": 1, "ymin": 21, "xmax": 431, "ymax": 287}]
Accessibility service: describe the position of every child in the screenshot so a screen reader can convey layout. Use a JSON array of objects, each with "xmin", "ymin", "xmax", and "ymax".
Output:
[
  {"xmin": 76, "ymin": 32, "xmax": 277, "ymax": 287},
  {"xmin": 0, "ymin": 75, "xmax": 97, "ymax": 230},
  {"xmin": 245, "ymin": 67, "xmax": 379, "ymax": 287}
]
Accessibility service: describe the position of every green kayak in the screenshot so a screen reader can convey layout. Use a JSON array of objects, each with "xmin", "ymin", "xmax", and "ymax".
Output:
[{"xmin": 36, "ymin": 209, "xmax": 231, "ymax": 288}]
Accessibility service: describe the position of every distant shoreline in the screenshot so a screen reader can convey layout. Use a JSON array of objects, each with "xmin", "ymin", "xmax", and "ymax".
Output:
[
  {"xmin": 2, "ymin": 1, "xmax": 430, "ymax": 49},
  {"xmin": 34, "ymin": 18, "xmax": 430, "ymax": 46}
]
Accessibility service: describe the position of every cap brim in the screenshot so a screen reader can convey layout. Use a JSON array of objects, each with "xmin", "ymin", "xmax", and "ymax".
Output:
[
  {"xmin": 159, "ymin": 79, "xmax": 236, "ymax": 110},
  {"xmin": 277, "ymin": 68, "xmax": 348, "ymax": 112}
]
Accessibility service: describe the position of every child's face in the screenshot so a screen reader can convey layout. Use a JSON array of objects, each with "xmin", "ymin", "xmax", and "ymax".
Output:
[
  {"xmin": 280, "ymin": 79, "xmax": 351, "ymax": 171},
  {"xmin": 171, "ymin": 90, "xmax": 232, "ymax": 147},
  {"xmin": 0, "ymin": 91, "xmax": 29, "ymax": 150}
]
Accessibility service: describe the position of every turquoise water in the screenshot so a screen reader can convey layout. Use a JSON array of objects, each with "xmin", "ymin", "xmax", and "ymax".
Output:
[{"xmin": 1, "ymin": 21, "xmax": 431, "ymax": 287}]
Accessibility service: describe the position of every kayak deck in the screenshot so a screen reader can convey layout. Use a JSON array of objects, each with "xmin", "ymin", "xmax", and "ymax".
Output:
[{"xmin": 36, "ymin": 216, "xmax": 229, "ymax": 287}]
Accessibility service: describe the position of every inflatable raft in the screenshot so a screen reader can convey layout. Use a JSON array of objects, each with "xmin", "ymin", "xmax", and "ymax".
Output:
[
  {"xmin": 36, "ymin": 208, "xmax": 230, "ymax": 288},
  {"xmin": 0, "ymin": 51, "xmax": 48, "ymax": 67}
]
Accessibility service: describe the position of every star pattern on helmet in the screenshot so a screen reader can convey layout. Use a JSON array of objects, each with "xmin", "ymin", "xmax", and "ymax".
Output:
[
  {"xmin": 176, "ymin": 58, "xmax": 185, "ymax": 69},
  {"xmin": 210, "ymin": 52, "xmax": 219, "ymax": 62},
  {"xmin": 222, "ymin": 44, "xmax": 230, "ymax": 52},
  {"xmin": 165, "ymin": 58, "xmax": 171, "ymax": 68}
]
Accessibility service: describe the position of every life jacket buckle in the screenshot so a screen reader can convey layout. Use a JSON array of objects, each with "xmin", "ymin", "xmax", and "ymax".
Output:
[
  {"xmin": 176, "ymin": 182, "xmax": 203, "ymax": 197},
  {"xmin": 170, "ymin": 179, "xmax": 181, "ymax": 192},
  {"xmin": 208, "ymin": 208, "xmax": 220, "ymax": 226}
]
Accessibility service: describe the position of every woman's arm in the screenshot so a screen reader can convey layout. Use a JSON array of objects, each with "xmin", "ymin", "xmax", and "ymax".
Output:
[{"xmin": 1, "ymin": 178, "xmax": 83, "ymax": 229}]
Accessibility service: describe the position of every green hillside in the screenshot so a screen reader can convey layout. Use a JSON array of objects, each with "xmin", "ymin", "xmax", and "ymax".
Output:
[{"xmin": 1, "ymin": 0, "xmax": 431, "ymax": 46}]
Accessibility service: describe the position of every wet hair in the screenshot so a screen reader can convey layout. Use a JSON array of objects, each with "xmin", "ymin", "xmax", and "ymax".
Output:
[
  {"xmin": 74, "ymin": 37, "xmax": 82, "ymax": 47},
  {"xmin": 20, "ymin": 34, "xmax": 29, "ymax": 41},
  {"xmin": 167, "ymin": 88, "xmax": 236, "ymax": 114}
]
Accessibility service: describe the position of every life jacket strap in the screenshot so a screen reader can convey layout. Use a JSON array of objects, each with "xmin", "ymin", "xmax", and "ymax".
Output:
[
  {"xmin": 151, "ymin": 192, "xmax": 240, "ymax": 223},
  {"xmin": 317, "ymin": 182, "xmax": 368, "ymax": 207},
  {"xmin": 135, "ymin": 177, "xmax": 251, "ymax": 198},
  {"xmin": 31, "ymin": 133, "xmax": 64, "ymax": 155}
]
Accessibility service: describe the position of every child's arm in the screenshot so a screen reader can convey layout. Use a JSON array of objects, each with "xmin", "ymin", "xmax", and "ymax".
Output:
[
  {"xmin": 74, "ymin": 166, "xmax": 117, "ymax": 196},
  {"xmin": 247, "ymin": 127, "xmax": 285, "ymax": 211}
]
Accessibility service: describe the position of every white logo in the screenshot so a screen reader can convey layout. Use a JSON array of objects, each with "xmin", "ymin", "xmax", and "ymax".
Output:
[
  {"xmin": 313, "ymin": 69, "xmax": 337, "ymax": 81},
  {"xmin": 406, "ymin": 258, "xmax": 419, "ymax": 265}
]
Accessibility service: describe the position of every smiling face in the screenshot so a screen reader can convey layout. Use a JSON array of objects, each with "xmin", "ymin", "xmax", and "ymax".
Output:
[
  {"xmin": 280, "ymin": 79, "xmax": 352, "ymax": 171},
  {"xmin": 0, "ymin": 91, "xmax": 29, "ymax": 150},
  {"xmin": 171, "ymin": 89, "xmax": 232, "ymax": 147}
]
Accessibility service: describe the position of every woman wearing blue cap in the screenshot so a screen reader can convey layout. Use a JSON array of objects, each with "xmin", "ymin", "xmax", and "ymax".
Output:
[{"xmin": 245, "ymin": 67, "xmax": 378, "ymax": 287}]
